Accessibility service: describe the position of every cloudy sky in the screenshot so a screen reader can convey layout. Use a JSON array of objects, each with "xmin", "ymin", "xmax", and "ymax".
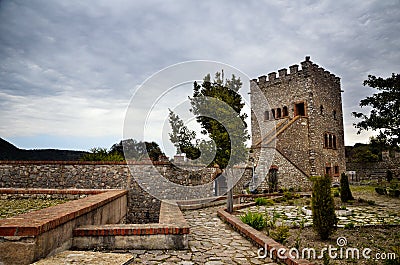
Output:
[{"xmin": 0, "ymin": 0, "xmax": 399, "ymax": 155}]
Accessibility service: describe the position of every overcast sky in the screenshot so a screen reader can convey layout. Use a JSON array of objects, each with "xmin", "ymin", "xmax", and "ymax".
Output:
[{"xmin": 0, "ymin": 0, "xmax": 399, "ymax": 155}]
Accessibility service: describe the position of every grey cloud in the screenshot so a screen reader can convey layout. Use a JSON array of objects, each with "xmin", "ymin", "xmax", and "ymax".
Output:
[{"xmin": 0, "ymin": 0, "xmax": 399, "ymax": 148}]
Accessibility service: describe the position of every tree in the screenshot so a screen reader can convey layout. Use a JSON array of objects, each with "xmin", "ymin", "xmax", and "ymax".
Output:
[
  {"xmin": 340, "ymin": 173, "xmax": 354, "ymax": 202},
  {"xmin": 311, "ymin": 175, "xmax": 337, "ymax": 240},
  {"xmin": 111, "ymin": 139, "xmax": 165, "ymax": 161},
  {"xmin": 349, "ymin": 144, "xmax": 379, "ymax": 163},
  {"xmin": 352, "ymin": 73, "xmax": 400, "ymax": 147},
  {"xmin": 169, "ymin": 70, "xmax": 249, "ymax": 212},
  {"xmin": 81, "ymin": 147, "xmax": 124, "ymax": 161},
  {"xmin": 168, "ymin": 110, "xmax": 200, "ymax": 160}
]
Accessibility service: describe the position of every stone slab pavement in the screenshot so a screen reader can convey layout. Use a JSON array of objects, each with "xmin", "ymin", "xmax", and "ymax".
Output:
[{"xmin": 33, "ymin": 206, "xmax": 279, "ymax": 265}]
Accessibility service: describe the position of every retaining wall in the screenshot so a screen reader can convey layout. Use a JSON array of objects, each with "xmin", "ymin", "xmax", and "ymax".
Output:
[
  {"xmin": 73, "ymin": 201, "xmax": 189, "ymax": 250},
  {"xmin": 0, "ymin": 189, "xmax": 127, "ymax": 265}
]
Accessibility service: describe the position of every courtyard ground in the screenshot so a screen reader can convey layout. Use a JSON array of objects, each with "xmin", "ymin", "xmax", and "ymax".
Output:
[
  {"xmin": 236, "ymin": 185, "xmax": 400, "ymax": 264},
  {"xmin": 33, "ymin": 206, "xmax": 279, "ymax": 265}
]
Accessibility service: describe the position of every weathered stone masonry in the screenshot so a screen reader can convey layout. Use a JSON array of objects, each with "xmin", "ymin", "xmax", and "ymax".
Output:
[
  {"xmin": 251, "ymin": 57, "xmax": 346, "ymax": 191},
  {"xmin": 0, "ymin": 161, "xmax": 220, "ymax": 223}
]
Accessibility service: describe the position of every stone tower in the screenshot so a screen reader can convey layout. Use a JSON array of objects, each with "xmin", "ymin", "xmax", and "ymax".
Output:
[{"xmin": 250, "ymin": 56, "xmax": 346, "ymax": 191}]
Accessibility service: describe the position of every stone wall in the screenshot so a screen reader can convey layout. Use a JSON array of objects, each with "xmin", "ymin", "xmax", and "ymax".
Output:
[
  {"xmin": 254, "ymin": 148, "xmax": 312, "ymax": 192},
  {"xmin": 346, "ymin": 160, "xmax": 400, "ymax": 182},
  {"xmin": 0, "ymin": 161, "xmax": 247, "ymax": 223}
]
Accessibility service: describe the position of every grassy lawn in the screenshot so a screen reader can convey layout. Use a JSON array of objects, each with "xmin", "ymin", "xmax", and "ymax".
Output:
[{"xmin": 0, "ymin": 198, "xmax": 70, "ymax": 219}]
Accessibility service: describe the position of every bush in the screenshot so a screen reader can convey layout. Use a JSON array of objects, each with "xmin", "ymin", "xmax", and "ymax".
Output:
[
  {"xmin": 375, "ymin": 187, "xmax": 387, "ymax": 195},
  {"xmin": 344, "ymin": 222, "xmax": 355, "ymax": 229},
  {"xmin": 358, "ymin": 198, "xmax": 376, "ymax": 205},
  {"xmin": 340, "ymin": 173, "xmax": 354, "ymax": 202},
  {"xmin": 284, "ymin": 191, "xmax": 294, "ymax": 200},
  {"xmin": 240, "ymin": 211, "xmax": 266, "ymax": 230},
  {"xmin": 270, "ymin": 225, "xmax": 290, "ymax": 244},
  {"xmin": 387, "ymin": 170, "xmax": 394, "ymax": 183},
  {"xmin": 255, "ymin": 197, "xmax": 274, "ymax": 206},
  {"xmin": 333, "ymin": 190, "xmax": 340, "ymax": 197},
  {"xmin": 312, "ymin": 175, "xmax": 338, "ymax": 240}
]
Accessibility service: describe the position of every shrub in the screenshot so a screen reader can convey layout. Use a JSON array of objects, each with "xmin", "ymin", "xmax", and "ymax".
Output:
[
  {"xmin": 340, "ymin": 173, "xmax": 354, "ymax": 202},
  {"xmin": 333, "ymin": 190, "xmax": 340, "ymax": 197},
  {"xmin": 312, "ymin": 175, "xmax": 338, "ymax": 240},
  {"xmin": 284, "ymin": 191, "xmax": 294, "ymax": 200},
  {"xmin": 357, "ymin": 198, "xmax": 376, "ymax": 205},
  {"xmin": 387, "ymin": 170, "xmax": 393, "ymax": 183},
  {"xmin": 255, "ymin": 197, "xmax": 274, "ymax": 206},
  {"xmin": 240, "ymin": 211, "xmax": 266, "ymax": 230},
  {"xmin": 270, "ymin": 225, "xmax": 290, "ymax": 244},
  {"xmin": 344, "ymin": 222, "xmax": 355, "ymax": 229},
  {"xmin": 375, "ymin": 187, "xmax": 386, "ymax": 195}
]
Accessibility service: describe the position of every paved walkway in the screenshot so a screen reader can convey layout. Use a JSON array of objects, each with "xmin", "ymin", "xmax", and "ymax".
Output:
[{"xmin": 34, "ymin": 206, "xmax": 278, "ymax": 264}]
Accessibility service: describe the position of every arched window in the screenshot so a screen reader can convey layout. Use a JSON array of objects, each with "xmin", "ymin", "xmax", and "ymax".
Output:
[
  {"xmin": 268, "ymin": 166, "xmax": 279, "ymax": 192},
  {"xmin": 324, "ymin": 133, "xmax": 328, "ymax": 148},
  {"xmin": 283, "ymin": 106, "xmax": 288, "ymax": 117},
  {"xmin": 333, "ymin": 135, "xmax": 337, "ymax": 149},
  {"xmin": 271, "ymin": 109, "xmax": 276, "ymax": 119},
  {"xmin": 276, "ymin": 108, "xmax": 282, "ymax": 119},
  {"xmin": 264, "ymin": 111, "xmax": 270, "ymax": 121}
]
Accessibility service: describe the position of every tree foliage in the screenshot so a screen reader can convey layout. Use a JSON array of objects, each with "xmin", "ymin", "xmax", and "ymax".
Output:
[
  {"xmin": 311, "ymin": 175, "xmax": 337, "ymax": 240},
  {"xmin": 168, "ymin": 110, "xmax": 200, "ymax": 160},
  {"xmin": 81, "ymin": 147, "xmax": 124, "ymax": 161},
  {"xmin": 111, "ymin": 139, "xmax": 165, "ymax": 161},
  {"xmin": 168, "ymin": 71, "xmax": 249, "ymax": 169},
  {"xmin": 352, "ymin": 73, "xmax": 400, "ymax": 147},
  {"xmin": 190, "ymin": 71, "xmax": 249, "ymax": 169}
]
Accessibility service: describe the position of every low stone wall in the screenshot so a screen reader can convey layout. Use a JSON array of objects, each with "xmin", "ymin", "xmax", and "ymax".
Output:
[
  {"xmin": 0, "ymin": 161, "xmax": 222, "ymax": 223},
  {"xmin": 72, "ymin": 201, "xmax": 189, "ymax": 250},
  {"xmin": 0, "ymin": 189, "xmax": 127, "ymax": 265},
  {"xmin": 347, "ymin": 161, "xmax": 400, "ymax": 182},
  {"xmin": 0, "ymin": 161, "xmax": 255, "ymax": 223}
]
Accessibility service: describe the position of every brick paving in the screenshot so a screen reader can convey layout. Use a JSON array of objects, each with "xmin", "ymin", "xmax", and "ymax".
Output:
[{"xmin": 33, "ymin": 206, "xmax": 279, "ymax": 264}]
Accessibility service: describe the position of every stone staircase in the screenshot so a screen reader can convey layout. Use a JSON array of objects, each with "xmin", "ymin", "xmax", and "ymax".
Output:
[{"xmin": 254, "ymin": 115, "xmax": 300, "ymax": 147}]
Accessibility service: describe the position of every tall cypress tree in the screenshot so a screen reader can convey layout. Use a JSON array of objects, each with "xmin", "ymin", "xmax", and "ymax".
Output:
[{"xmin": 312, "ymin": 175, "xmax": 338, "ymax": 240}]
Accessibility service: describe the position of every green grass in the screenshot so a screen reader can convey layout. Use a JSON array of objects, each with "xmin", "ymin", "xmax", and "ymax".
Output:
[{"xmin": 0, "ymin": 198, "xmax": 70, "ymax": 219}]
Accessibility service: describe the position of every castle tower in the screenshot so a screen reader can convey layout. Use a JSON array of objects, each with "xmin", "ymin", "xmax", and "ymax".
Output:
[{"xmin": 251, "ymin": 56, "xmax": 345, "ymax": 191}]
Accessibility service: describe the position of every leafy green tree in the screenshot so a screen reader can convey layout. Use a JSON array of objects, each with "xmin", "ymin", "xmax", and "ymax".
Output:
[
  {"xmin": 110, "ymin": 139, "xmax": 165, "ymax": 161},
  {"xmin": 168, "ymin": 110, "xmax": 200, "ymax": 160},
  {"xmin": 349, "ymin": 144, "xmax": 379, "ymax": 162},
  {"xmin": 190, "ymin": 71, "xmax": 248, "ymax": 169},
  {"xmin": 312, "ymin": 175, "xmax": 338, "ymax": 240},
  {"xmin": 352, "ymin": 73, "xmax": 400, "ymax": 147},
  {"xmin": 168, "ymin": 71, "xmax": 249, "ymax": 212},
  {"xmin": 81, "ymin": 147, "xmax": 124, "ymax": 161},
  {"xmin": 340, "ymin": 173, "xmax": 354, "ymax": 202}
]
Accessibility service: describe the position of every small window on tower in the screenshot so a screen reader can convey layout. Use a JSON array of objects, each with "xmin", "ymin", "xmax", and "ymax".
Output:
[
  {"xmin": 320, "ymin": 105, "xmax": 324, "ymax": 115},
  {"xmin": 264, "ymin": 111, "xmax": 270, "ymax": 121},
  {"xmin": 295, "ymin": 102, "xmax": 306, "ymax": 116},
  {"xmin": 283, "ymin": 106, "xmax": 288, "ymax": 117},
  {"xmin": 334, "ymin": 166, "xmax": 339, "ymax": 175},
  {"xmin": 333, "ymin": 110, "xmax": 337, "ymax": 120},
  {"xmin": 333, "ymin": 135, "xmax": 337, "ymax": 149},
  {"xmin": 276, "ymin": 108, "xmax": 282, "ymax": 119}
]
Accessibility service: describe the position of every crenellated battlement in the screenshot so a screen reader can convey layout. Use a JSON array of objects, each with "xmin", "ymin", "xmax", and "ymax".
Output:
[{"xmin": 256, "ymin": 56, "xmax": 340, "ymax": 86}]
